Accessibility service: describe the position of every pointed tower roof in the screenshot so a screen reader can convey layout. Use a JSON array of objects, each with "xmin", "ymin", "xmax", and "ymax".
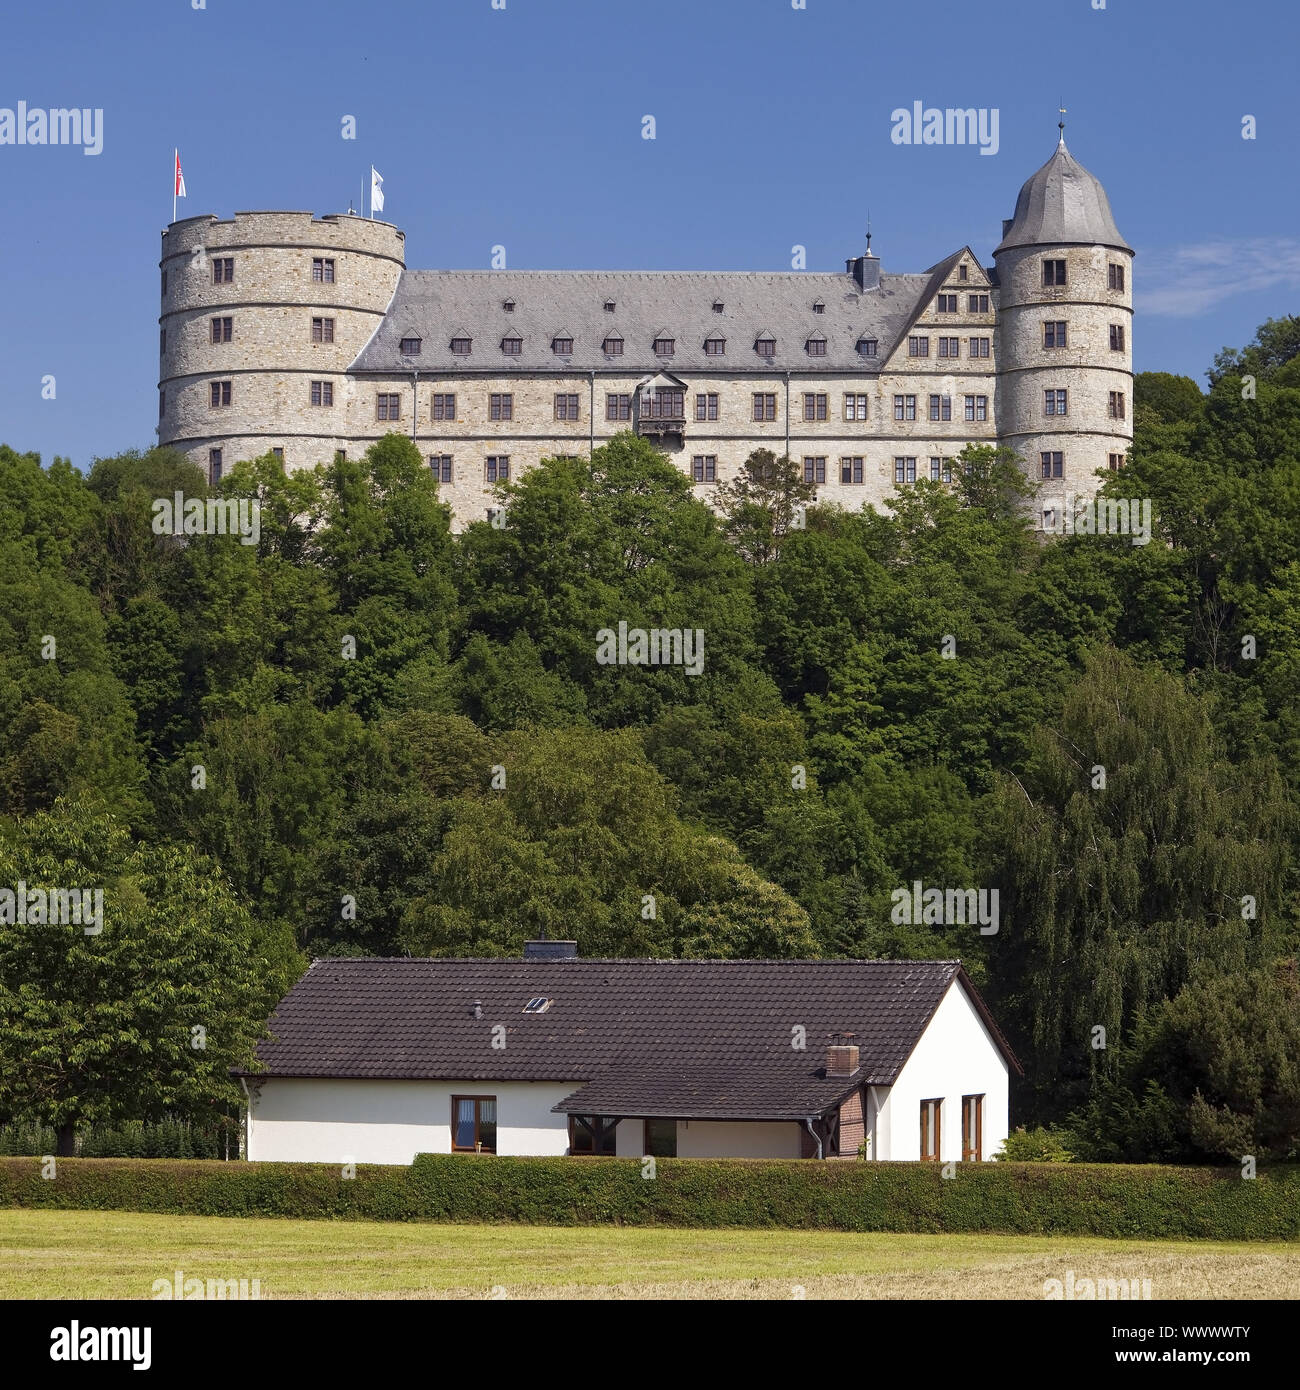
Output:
[{"xmin": 994, "ymin": 135, "xmax": 1131, "ymax": 255}]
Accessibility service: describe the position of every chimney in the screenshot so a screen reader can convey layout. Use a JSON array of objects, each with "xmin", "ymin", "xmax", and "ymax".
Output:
[
  {"xmin": 845, "ymin": 254, "xmax": 881, "ymax": 292},
  {"xmin": 826, "ymin": 1032, "xmax": 860, "ymax": 1078},
  {"xmin": 1001, "ymin": 217, "xmax": 1014, "ymax": 239},
  {"xmin": 523, "ymin": 939, "xmax": 578, "ymax": 960}
]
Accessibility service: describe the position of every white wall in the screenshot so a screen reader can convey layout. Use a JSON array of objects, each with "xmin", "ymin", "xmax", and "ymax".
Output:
[
  {"xmin": 246, "ymin": 1078, "xmax": 580, "ymax": 1165},
  {"xmin": 878, "ymin": 980, "xmax": 1010, "ymax": 1162},
  {"xmin": 676, "ymin": 1120, "xmax": 802, "ymax": 1159}
]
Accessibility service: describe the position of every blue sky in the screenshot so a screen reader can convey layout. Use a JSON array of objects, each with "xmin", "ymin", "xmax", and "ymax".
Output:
[{"xmin": 1, "ymin": 0, "xmax": 1295, "ymax": 471}]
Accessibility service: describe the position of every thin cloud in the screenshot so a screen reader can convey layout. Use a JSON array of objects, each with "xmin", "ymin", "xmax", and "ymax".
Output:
[{"xmin": 1138, "ymin": 238, "xmax": 1300, "ymax": 317}]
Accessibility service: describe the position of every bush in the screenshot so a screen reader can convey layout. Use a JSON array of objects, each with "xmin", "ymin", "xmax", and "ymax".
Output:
[
  {"xmin": 0, "ymin": 1155, "xmax": 1296, "ymax": 1239},
  {"xmin": 993, "ymin": 1126, "xmax": 1075, "ymax": 1163},
  {"xmin": 0, "ymin": 1120, "xmax": 237, "ymax": 1160}
]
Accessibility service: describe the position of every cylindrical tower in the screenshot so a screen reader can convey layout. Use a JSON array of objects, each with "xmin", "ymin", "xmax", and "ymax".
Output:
[
  {"xmin": 158, "ymin": 211, "xmax": 405, "ymax": 482},
  {"xmin": 993, "ymin": 135, "xmax": 1133, "ymax": 517}
]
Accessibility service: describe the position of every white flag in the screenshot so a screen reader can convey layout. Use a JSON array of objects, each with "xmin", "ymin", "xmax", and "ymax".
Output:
[{"xmin": 370, "ymin": 166, "xmax": 384, "ymax": 216}]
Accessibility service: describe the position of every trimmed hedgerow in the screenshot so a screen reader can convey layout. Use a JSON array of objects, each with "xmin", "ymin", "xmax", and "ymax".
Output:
[{"xmin": 0, "ymin": 1155, "xmax": 1296, "ymax": 1239}]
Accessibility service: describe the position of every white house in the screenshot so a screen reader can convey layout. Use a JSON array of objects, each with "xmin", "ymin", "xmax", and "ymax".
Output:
[{"xmin": 238, "ymin": 946, "xmax": 1019, "ymax": 1165}]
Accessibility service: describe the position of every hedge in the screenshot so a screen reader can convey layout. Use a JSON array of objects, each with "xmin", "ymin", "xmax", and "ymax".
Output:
[
  {"xmin": 1, "ymin": 1155, "xmax": 1297, "ymax": 1239},
  {"xmin": 0, "ymin": 1121, "xmax": 237, "ymax": 1160}
]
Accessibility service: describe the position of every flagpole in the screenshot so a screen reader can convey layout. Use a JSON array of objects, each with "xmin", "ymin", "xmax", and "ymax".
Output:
[{"xmin": 173, "ymin": 149, "xmax": 177, "ymax": 224}]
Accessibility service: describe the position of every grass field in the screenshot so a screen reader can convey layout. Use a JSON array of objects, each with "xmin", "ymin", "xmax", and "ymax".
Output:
[{"xmin": 0, "ymin": 1209, "xmax": 1296, "ymax": 1299}]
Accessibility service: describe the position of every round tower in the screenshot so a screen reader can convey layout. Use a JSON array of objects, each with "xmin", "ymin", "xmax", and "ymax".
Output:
[
  {"xmin": 158, "ymin": 211, "xmax": 405, "ymax": 482},
  {"xmin": 993, "ymin": 133, "xmax": 1133, "ymax": 519}
]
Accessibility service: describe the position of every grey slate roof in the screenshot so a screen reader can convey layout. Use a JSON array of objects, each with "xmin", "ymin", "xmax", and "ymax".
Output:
[
  {"xmin": 349, "ymin": 266, "xmax": 944, "ymax": 376},
  {"xmin": 242, "ymin": 958, "xmax": 1020, "ymax": 1121},
  {"xmin": 994, "ymin": 138, "xmax": 1131, "ymax": 255}
]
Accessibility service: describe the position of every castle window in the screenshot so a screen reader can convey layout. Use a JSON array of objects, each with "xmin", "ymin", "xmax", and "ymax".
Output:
[
  {"xmin": 1044, "ymin": 321, "xmax": 1068, "ymax": 349},
  {"xmin": 970, "ymin": 337, "xmax": 991, "ymax": 358},
  {"xmin": 844, "ymin": 393, "xmax": 868, "ymax": 421},
  {"xmin": 928, "ymin": 394, "xmax": 951, "ymax": 422},
  {"xmin": 968, "ymin": 294, "xmax": 990, "ymax": 313},
  {"xmin": 212, "ymin": 258, "xmax": 234, "ymax": 284},
  {"xmin": 692, "ymin": 455, "xmax": 717, "ymax": 483},
  {"xmin": 654, "ymin": 337, "xmax": 675, "ymax": 357},
  {"xmin": 450, "ymin": 336, "xmax": 472, "ymax": 355},
  {"xmin": 400, "ymin": 337, "xmax": 422, "ymax": 356},
  {"xmin": 311, "ymin": 317, "xmax": 335, "ymax": 344},
  {"xmin": 958, "ymin": 264, "xmax": 969, "ymax": 281},
  {"xmin": 210, "ymin": 381, "xmax": 232, "ymax": 408},
  {"xmin": 159, "ymin": 389, "xmax": 165, "ymax": 419},
  {"xmin": 803, "ymin": 457, "xmax": 827, "ymax": 484},
  {"xmin": 840, "ymin": 456, "xmax": 864, "ymax": 484},
  {"xmin": 857, "ymin": 337, "xmax": 878, "ymax": 358},
  {"xmin": 554, "ymin": 392, "xmax": 580, "ymax": 420},
  {"xmin": 211, "ymin": 317, "xmax": 232, "ymax": 343},
  {"xmin": 1041, "ymin": 451, "xmax": 1064, "ymax": 479},
  {"xmin": 752, "ymin": 392, "xmax": 777, "ymax": 422},
  {"xmin": 893, "ymin": 394, "xmax": 916, "ymax": 422},
  {"xmin": 937, "ymin": 294, "xmax": 958, "ymax": 313},
  {"xmin": 1042, "ymin": 259, "xmax": 1067, "ymax": 287},
  {"xmin": 376, "ymin": 392, "xmax": 400, "ymax": 421},
  {"xmin": 894, "ymin": 457, "xmax": 917, "ymax": 484},
  {"xmin": 908, "ymin": 335, "xmax": 930, "ymax": 357},
  {"xmin": 208, "ymin": 448, "xmax": 223, "ymax": 484},
  {"xmin": 602, "ymin": 336, "xmax": 624, "ymax": 356},
  {"xmin": 1108, "ymin": 391, "xmax": 1126, "ymax": 420},
  {"xmin": 504, "ymin": 299, "xmax": 516, "ymax": 312},
  {"xmin": 712, "ymin": 300, "xmax": 724, "ymax": 313},
  {"xmin": 930, "ymin": 457, "xmax": 953, "ymax": 483},
  {"xmin": 1108, "ymin": 452, "xmax": 1126, "ymax": 471},
  {"xmin": 813, "ymin": 299, "xmax": 825, "ymax": 314},
  {"xmin": 964, "ymin": 394, "xmax": 987, "ymax": 422},
  {"xmin": 1108, "ymin": 263, "xmax": 1126, "ymax": 291},
  {"xmin": 160, "ymin": 328, "xmax": 166, "ymax": 354},
  {"xmin": 803, "ymin": 392, "xmax": 828, "ymax": 422},
  {"xmin": 1044, "ymin": 389, "xmax": 1068, "ymax": 417},
  {"xmin": 501, "ymin": 335, "xmax": 522, "ymax": 355},
  {"xmin": 312, "ymin": 258, "xmax": 335, "ymax": 284},
  {"xmin": 310, "ymin": 380, "xmax": 334, "ymax": 407},
  {"xmin": 490, "ymin": 393, "xmax": 513, "ymax": 422},
  {"xmin": 640, "ymin": 388, "xmax": 684, "ymax": 419},
  {"xmin": 704, "ymin": 337, "xmax": 725, "ymax": 356},
  {"xmin": 432, "ymin": 393, "xmax": 456, "ymax": 421},
  {"xmin": 695, "ymin": 392, "xmax": 718, "ymax": 422},
  {"xmin": 486, "ymin": 456, "xmax": 510, "ymax": 482},
  {"xmin": 271, "ymin": 447, "xmax": 284, "ymax": 463},
  {"xmin": 806, "ymin": 336, "xmax": 827, "ymax": 356},
  {"xmin": 603, "ymin": 300, "xmax": 615, "ymax": 312},
  {"xmin": 606, "ymin": 392, "xmax": 631, "ymax": 421},
  {"xmin": 1110, "ymin": 324, "xmax": 1126, "ymax": 352},
  {"xmin": 161, "ymin": 269, "xmax": 167, "ymax": 296},
  {"xmin": 552, "ymin": 336, "xmax": 574, "ymax": 356},
  {"xmin": 938, "ymin": 337, "xmax": 960, "ymax": 358},
  {"xmin": 754, "ymin": 335, "xmax": 776, "ymax": 359},
  {"xmin": 430, "ymin": 455, "xmax": 453, "ymax": 483}
]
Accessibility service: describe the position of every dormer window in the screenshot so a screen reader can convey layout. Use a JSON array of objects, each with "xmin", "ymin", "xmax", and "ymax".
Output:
[
  {"xmin": 400, "ymin": 336, "xmax": 422, "ymax": 356},
  {"xmin": 805, "ymin": 336, "xmax": 827, "ymax": 357},
  {"xmin": 754, "ymin": 334, "xmax": 776, "ymax": 359},
  {"xmin": 812, "ymin": 299, "xmax": 825, "ymax": 314},
  {"xmin": 856, "ymin": 337, "xmax": 878, "ymax": 358},
  {"xmin": 712, "ymin": 300, "xmax": 724, "ymax": 313},
  {"xmin": 552, "ymin": 335, "xmax": 574, "ymax": 355},
  {"xmin": 603, "ymin": 300, "xmax": 616, "ymax": 312},
  {"xmin": 503, "ymin": 299, "xmax": 516, "ymax": 312},
  {"xmin": 501, "ymin": 335, "xmax": 522, "ymax": 355},
  {"xmin": 602, "ymin": 335, "xmax": 624, "ymax": 356},
  {"xmin": 450, "ymin": 336, "xmax": 472, "ymax": 355},
  {"xmin": 704, "ymin": 336, "xmax": 726, "ymax": 356},
  {"xmin": 654, "ymin": 336, "xmax": 675, "ymax": 357}
]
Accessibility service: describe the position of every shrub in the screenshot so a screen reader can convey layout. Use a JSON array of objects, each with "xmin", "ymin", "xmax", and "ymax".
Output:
[{"xmin": 993, "ymin": 1126, "xmax": 1075, "ymax": 1163}]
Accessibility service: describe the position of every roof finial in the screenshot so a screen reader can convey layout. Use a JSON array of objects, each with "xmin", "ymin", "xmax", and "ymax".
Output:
[
  {"xmin": 865, "ymin": 209, "xmax": 872, "ymax": 256},
  {"xmin": 1058, "ymin": 102, "xmax": 1067, "ymax": 146}
]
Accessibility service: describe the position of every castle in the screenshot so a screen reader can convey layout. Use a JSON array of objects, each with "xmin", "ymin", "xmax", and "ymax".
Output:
[{"xmin": 156, "ymin": 134, "xmax": 1132, "ymax": 530}]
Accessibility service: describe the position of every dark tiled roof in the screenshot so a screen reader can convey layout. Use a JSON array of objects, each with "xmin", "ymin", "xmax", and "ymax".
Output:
[
  {"xmin": 243, "ymin": 959, "xmax": 1019, "ymax": 1118},
  {"xmin": 994, "ymin": 138, "xmax": 1131, "ymax": 255}
]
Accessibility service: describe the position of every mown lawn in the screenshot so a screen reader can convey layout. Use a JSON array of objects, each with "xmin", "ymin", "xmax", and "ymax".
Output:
[{"xmin": 0, "ymin": 1209, "xmax": 1296, "ymax": 1299}]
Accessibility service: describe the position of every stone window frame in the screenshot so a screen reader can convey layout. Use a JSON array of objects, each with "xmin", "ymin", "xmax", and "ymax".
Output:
[
  {"xmin": 894, "ymin": 456, "xmax": 917, "ymax": 485},
  {"xmin": 553, "ymin": 392, "xmax": 580, "ymax": 421},
  {"xmin": 893, "ymin": 394, "xmax": 916, "ymax": 422},
  {"xmin": 212, "ymin": 257, "xmax": 234, "ymax": 285},
  {"xmin": 691, "ymin": 455, "xmax": 717, "ymax": 484},
  {"xmin": 969, "ymin": 337, "xmax": 991, "ymax": 359},
  {"xmin": 211, "ymin": 316, "xmax": 232, "ymax": 344},
  {"xmin": 840, "ymin": 456, "xmax": 864, "ymax": 485},
  {"xmin": 908, "ymin": 335, "xmax": 930, "ymax": 357},
  {"xmin": 752, "ymin": 392, "xmax": 777, "ymax": 422},
  {"xmin": 1108, "ymin": 391, "xmax": 1126, "ymax": 420},
  {"xmin": 310, "ymin": 380, "xmax": 334, "ymax": 407},
  {"xmin": 938, "ymin": 336, "xmax": 960, "ymax": 358},
  {"xmin": 936, "ymin": 293, "xmax": 958, "ymax": 313},
  {"xmin": 312, "ymin": 257, "xmax": 335, "ymax": 284},
  {"xmin": 695, "ymin": 392, "xmax": 719, "ymax": 422},
  {"xmin": 930, "ymin": 457, "xmax": 953, "ymax": 483},
  {"xmin": 311, "ymin": 316, "xmax": 335, "ymax": 345},
  {"xmin": 429, "ymin": 455, "xmax": 453, "ymax": 484},
  {"xmin": 803, "ymin": 392, "xmax": 828, "ymax": 422},
  {"xmin": 489, "ymin": 392, "xmax": 513, "ymax": 422},
  {"xmin": 208, "ymin": 448, "xmax": 223, "ymax": 484},
  {"xmin": 1108, "ymin": 263, "xmax": 1126, "ymax": 292},
  {"xmin": 485, "ymin": 456, "xmax": 510, "ymax": 483},
  {"xmin": 843, "ymin": 393, "xmax": 869, "ymax": 422},
  {"xmin": 1110, "ymin": 324, "xmax": 1126, "ymax": 352},
  {"xmin": 802, "ymin": 456, "xmax": 827, "ymax": 484},
  {"xmin": 376, "ymin": 392, "xmax": 401, "ymax": 421},
  {"xmin": 1043, "ymin": 320, "xmax": 1068, "ymax": 349},
  {"xmin": 1044, "ymin": 388, "xmax": 1069, "ymax": 417},
  {"xmin": 928, "ymin": 394, "xmax": 952, "ymax": 422},
  {"xmin": 210, "ymin": 381, "xmax": 232, "ymax": 408},
  {"xmin": 1040, "ymin": 451, "xmax": 1064, "ymax": 479},
  {"xmin": 1042, "ymin": 259, "xmax": 1067, "ymax": 287},
  {"xmin": 431, "ymin": 393, "xmax": 456, "ymax": 421},
  {"xmin": 606, "ymin": 392, "xmax": 631, "ymax": 422}
]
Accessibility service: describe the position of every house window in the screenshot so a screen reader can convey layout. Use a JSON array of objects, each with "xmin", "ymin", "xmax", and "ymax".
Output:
[
  {"xmin": 376, "ymin": 392, "xmax": 400, "ymax": 420},
  {"xmin": 1110, "ymin": 324, "xmax": 1126, "ymax": 351},
  {"xmin": 641, "ymin": 388, "xmax": 684, "ymax": 419},
  {"xmin": 210, "ymin": 381, "xmax": 232, "ymax": 407},
  {"xmin": 432, "ymin": 392, "xmax": 456, "ymax": 421},
  {"xmin": 936, "ymin": 293, "xmax": 958, "ymax": 313},
  {"xmin": 893, "ymin": 394, "xmax": 916, "ymax": 422},
  {"xmin": 806, "ymin": 337, "xmax": 827, "ymax": 356},
  {"xmin": 692, "ymin": 454, "xmax": 717, "ymax": 483},
  {"xmin": 1108, "ymin": 263, "xmax": 1126, "ymax": 292},
  {"xmin": 644, "ymin": 1118, "xmax": 677, "ymax": 1157},
  {"xmin": 211, "ymin": 316, "xmax": 232, "ymax": 343},
  {"xmin": 920, "ymin": 1099, "xmax": 941, "ymax": 1161},
  {"xmin": 928, "ymin": 394, "xmax": 951, "ymax": 422},
  {"xmin": 490, "ymin": 392, "xmax": 513, "ymax": 422},
  {"xmin": 1108, "ymin": 452, "xmax": 1126, "ymax": 471},
  {"xmin": 1044, "ymin": 388, "xmax": 1068, "ymax": 416},
  {"xmin": 695, "ymin": 392, "xmax": 719, "ymax": 422},
  {"xmin": 212, "ymin": 257, "xmax": 234, "ymax": 284},
  {"xmin": 803, "ymin": 456, "xmax": 826, "ymax": 484},
  {"xmin": 450, "ymin": 336, "xmax": 472, "ymax": 355},
  {"xmin": 938, "ymin": 337, "xmax": 960, "ymax": 358},
  {"xmin": 1040, "ymin": 451, "xmax": 1064, "ymax": 479},
  {"xmin": 602, "ymin": 336, "xmax": 623, "ymax": 356},
  {"xmin": 857, "ymin": 338, "xmax": 878, "ymax": 358},
  {"xmin": 208, "ymin": 448, "xmax": 222, "ymax": 484},
  {"xmin": 969, "ymin": 337, "xmax": 990, "ymax": 358},
  {"xmin": 1108, "ymin": 391, "xmax": 1126, "ymax": 420},
  {"xmin": 1044, "ymin": 321, "xmax": 1068, "ymax": 349},
  {"xmin": 310, "ymin": 380, "xmax": 334, "ymax": 407},
  {"xmin": 654, "ymin": 337, "xmax": 675, "ymax": 357},
  {"xmin": 964, "ymin": 394, "xmax": 987, "ymax": 422},
  {"xmin": 312, "ymin": 257, "xmax": 335, "ymax": 283},
  {"xmin": 908, "ymin": 335, "xmax": 930, "ymax": 357},
  {"xmin": 501, "ymin": 335, "xmax": 522, "ymax": 355},
  {"xmin": 452, "ymin": 1096, "xmax": 497, "ymax": 1153},
  {"xmin": 844, "ymin": 393, "xmax": 869, "ymax": 421},
  {"xmin": 429, "ymin": 455, "xmax": 453, "ymax": 483},
  {"xmin": 968, "ymin": 293, "xmax": 990, "ymax": 313},
  {"xmin": 569, "ymin": 1116, "xmax": 619, "ymax": 1156},
  {"xmin": 554, "ymin": 392, "xmax": 580, "ymax": 421},
  {"xmin": 752, "ymin": 392, "xmax": 777, "ymax": 422},
  {"xmin": 704, "ymin": 337, "xmax": 726, "ymax": 356},
  {"xmin": 962, "ymin": 1095, "xmax": 983, "ymax": 1162},
  {"xmin": 930, "ymin": 457, "xmax": 953, "ymax": 483},
  {"xmin": 959, "ymin": 264, "xmax": 969, "ymax": 281},
  {"xmin": 552, "ymin": 336, "xmax": 573, "ymax": 356},
  {"xmin": 840, "ymin": 456, "xmax": 864, "ymax": 484},
  {"xmin": 803, "ymin": 392, "xmax": 828, "ymax": 422},
  {"xmin": 486, "ymin": 456, "xmax": 510, "ymax": 482},
  {"xmin": 894, "ymin": 456, "xmax": 917, "ymax": 484},
  {"xmin": 754, "ymin": 336, "xmax": 776, "ymax": 359},
  {"xmin": 400, "ymin": 336, "xmax": 422, "ymax": 356},
  {"xmin": 1042, "ymin": 259, "xmax": 1067, "ymax": 287},
  {"xmin": 606, "ymin": 392, "xmax": 631, "ymax": 421},
  {"xmin": 271, "ymin": 447, "xmax": 284, "ymax": 463},
  {"xmin": 311, "ymin": 317, "xmax": 335, "ymax": 344}
]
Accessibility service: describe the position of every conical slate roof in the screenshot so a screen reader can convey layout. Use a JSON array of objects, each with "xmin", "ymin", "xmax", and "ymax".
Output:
[{"xmin": 994, "ymin": 137, "xmax": 1131, "ymax": 255}]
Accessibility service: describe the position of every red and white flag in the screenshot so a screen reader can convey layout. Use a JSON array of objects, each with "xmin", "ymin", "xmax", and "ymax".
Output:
[{"xmin": 174, "ymin": 150, "xmax": 186, "ymax": 199}]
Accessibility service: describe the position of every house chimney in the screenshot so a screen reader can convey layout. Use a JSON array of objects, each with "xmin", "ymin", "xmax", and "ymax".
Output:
[
  {"xmin": 826, "ymin": 1032, "xmax": 860, "ymax": 1077},
  {"xmin": 845, "ymin": 254, "xmax": 881, "ymax": 292},
  {"xmin": 523, "ymin": 940, "xmax": 578, "ymax": 960}
]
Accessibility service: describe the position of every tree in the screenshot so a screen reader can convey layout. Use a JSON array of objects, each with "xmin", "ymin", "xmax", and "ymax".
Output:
[
  {"xmin": 713, "ymin": 449, "xmax": 817, "ymax": 565},
  {"xmin": 1134, "ymin": 372, "xmax": 1205, "ymax": 425}
]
